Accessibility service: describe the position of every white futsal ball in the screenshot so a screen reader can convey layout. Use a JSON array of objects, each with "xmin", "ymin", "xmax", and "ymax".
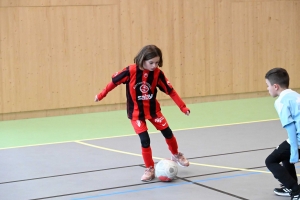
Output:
[{"xmin": 155, "ymin": 159, "xmax": 178, "ymax": 182}]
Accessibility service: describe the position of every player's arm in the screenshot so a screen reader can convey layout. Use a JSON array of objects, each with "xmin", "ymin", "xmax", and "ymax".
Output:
[
  {"xmin": 95, "ymin": 67, "xmax": 129, "ymax": 102},
  {"xmin": 95, "ymin": 82, "xmax": 117, "ymax": 102},
  {"xmin": 157, "ymin": 71, "xmax": 190, "ymax": 115},
  {"xmin": 284, "ymin": 122, "xmax": 299, "ymax": 163},
  {"xmin": 169, "ymin": 89, "xmax": 190, "ymax": 116}
]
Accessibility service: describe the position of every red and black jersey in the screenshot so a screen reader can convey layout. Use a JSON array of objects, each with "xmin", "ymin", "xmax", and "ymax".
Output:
[{"xmin": 112, "ymin": 64, "xmax": 173, "ymax": 120}]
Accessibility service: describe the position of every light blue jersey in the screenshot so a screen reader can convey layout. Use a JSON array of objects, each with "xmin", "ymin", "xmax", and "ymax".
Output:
[{"xmin": 275, "ymin": 89, "xmax": 300, "ymax": 162}]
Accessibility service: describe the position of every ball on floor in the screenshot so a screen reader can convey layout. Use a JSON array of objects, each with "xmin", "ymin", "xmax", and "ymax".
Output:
[{"xmin": 155, "ymin": 159, "xmax": 178, "ymax": 182}]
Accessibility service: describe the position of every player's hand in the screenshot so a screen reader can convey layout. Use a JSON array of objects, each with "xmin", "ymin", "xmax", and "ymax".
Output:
[
  {"xmin": 185, "ymin": 110, "xmax": 190, "ymax": 116},
  {"xmin": 94, "ymin": 95, "xmax": 99, "ymax": 102},
  {"xmin": 181, "ymin": 107, "xmax": 190, "ymax": 116}
]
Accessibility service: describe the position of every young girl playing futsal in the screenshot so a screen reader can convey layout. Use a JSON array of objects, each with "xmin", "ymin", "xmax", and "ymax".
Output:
[
  {"xmin": 94, "ymin": 45, "xmax": 190, "ymax": 181},
  {"xmin": 265, "ymin": 68, "xmax": 300, "ymax": 199}
]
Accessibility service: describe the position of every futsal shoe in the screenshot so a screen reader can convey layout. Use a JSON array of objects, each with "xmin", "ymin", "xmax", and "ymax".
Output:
[
  {"xmin": 171, "ymin": 152, "xmax": 189, "ymax": 167},
  {"xmin": 141, "ymin": 166, "xmax": 155, "ymax": 182},
  {"xmin": 274, "ymin": 185, "xmax": 291, "ymax": 197},
  {"xmin": 291, "ymin": 192, "xmax": 300, "ymax": 200},
  {"xmin": 291, "ymin": 186, "xmax": 300, "ymax": 200}
]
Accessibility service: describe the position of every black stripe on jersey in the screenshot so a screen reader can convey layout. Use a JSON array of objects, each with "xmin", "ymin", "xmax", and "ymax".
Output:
[
  {"xmin": 136, "ymin": 69, "xmax": 145, "ymax": 120},
  {"xmin": 112, "ymin": 67, "xmax": 129, "ymax": 84},
  {"xmin": 158, "ymin": 72, "xmax": 173, "ymax": 94},
  {"xmin": 147, "ymin": 71, "xmax": 157, "ymax": 118},
  {"xmin": 126, "ymin": 83, "xmax": 134, "ymax": 119}
]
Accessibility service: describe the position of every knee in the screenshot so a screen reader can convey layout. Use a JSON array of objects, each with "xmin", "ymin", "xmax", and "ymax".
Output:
[
  {"xmin": 265, "ymin": 155, "xmax": 271, "ymax": 167},
  {"xmin": 139, "ymin": 131, "xmax": 150, "ymax": 148},
  {"xmin": 161, "ymin": 127, "xmax": 173, "ymax": 139},
  {"xmin": 265, "ymin": 154, "xmax": 276, "ymax": 168}
]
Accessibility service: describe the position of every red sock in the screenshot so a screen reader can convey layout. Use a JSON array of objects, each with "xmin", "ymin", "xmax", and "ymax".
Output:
[
  {"xmin": 165, "ymin": 136, "xmax": 178, "ymax": 155},
  {"xmin": 142, "ymin": 147, "xmax": 154, "ymax": 168}
]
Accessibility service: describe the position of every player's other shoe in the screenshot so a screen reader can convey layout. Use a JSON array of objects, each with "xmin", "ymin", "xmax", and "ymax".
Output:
[
  {"xmin": 274, "ymin": 185, "xmax": 291, "ymax": 196},
  {"xmin": 291, "ymin": 194, "xmax": 300, "ymax": 200},
  {"xmin": 141, "ymin": 166, "xmax": 155, "ymax": 182},
  {"xmin": 291, "ymin": 192, "xmax": 300, "ymax": 200},
  {"xmin": 291, "ymin": 186, "xmax": 300, "ymax": 200},
  {"xmin": 171, "ymin": 152, "xmax": 189, "ymax": 167}
]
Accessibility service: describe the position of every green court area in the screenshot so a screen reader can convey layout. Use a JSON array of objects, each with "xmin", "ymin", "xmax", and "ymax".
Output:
[{"xmin": 0, "ymin": 97, "xmax": 278, "ymax": 149}]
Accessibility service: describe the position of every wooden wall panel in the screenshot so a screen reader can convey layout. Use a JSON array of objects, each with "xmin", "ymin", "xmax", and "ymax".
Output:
[
  {"xmin": 232, "ymin": 0, "xmax": 300, "ymax": 92},
  {"xmin": 0, "ymin": 2, "xmax": 120, "ymax": 113},
  {"xmin": 1, "ymin": 0, "xmax": 300, "ymax": 120},
  {"xmin": 0, "ymin": 45, "xmax": 2, "ymax": 118},
  {"xmin": 119, "ymin": 0, "xmax": 179, "ymax": 100},
  {"xmin": 0, "ymin": 0, "xmax": 118, "ymax": 7},
  {"xmin": 181, "ymin": 0, "xmax": 211, "ymax": 97},
  {"xmin": 0, "ymin": 3, "xmax": 3, "ymax": 118},
  {"xmin": 205, "ymin": 0, "xmax": 233, "ymax": 96}
]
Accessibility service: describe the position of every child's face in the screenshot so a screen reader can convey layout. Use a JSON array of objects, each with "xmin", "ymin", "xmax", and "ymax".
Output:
[
  {"xmin": 266, "ymin": 79, "xmax": 278, "ymax": 97},
  {"xmin": 142, "ymin": 56, "xmax": 160, "ymax": 71}
]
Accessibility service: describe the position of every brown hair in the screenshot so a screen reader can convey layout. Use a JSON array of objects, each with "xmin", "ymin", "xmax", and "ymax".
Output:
[
  {"xmin": 265, "ymin": 68, "xmax": 289, "ymax": 88},
  {"xmin": 134, "ymin": 45, "xmax": 163, "ymax": 68}
]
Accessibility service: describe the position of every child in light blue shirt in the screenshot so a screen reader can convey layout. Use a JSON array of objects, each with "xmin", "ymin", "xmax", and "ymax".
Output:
[{"xmin": 265, "ymin": 68, "xmax": 300, "ymax": 200}]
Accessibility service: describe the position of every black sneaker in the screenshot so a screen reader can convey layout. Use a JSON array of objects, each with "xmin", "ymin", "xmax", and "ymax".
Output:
[
  {"xmin": 291, "ymin": 187, "xmax": 300, "ymax": 200},
  {"xmin": 291, "ymin": 194, "xmax": 300, "ymax": 200},
  {"xmin": 274, "ymin": 186, "xmax": 291, "ymax": 197}
]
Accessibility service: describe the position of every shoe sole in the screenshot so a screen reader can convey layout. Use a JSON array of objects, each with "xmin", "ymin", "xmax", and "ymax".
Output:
[
  {"xmin": 171, "ymin": 157, "xmax": 189, "ymax": 167},
  {"xmin": 274, "ymin": 191, "xmax": 290, "ymax": 197},
  {"xmin": 141, "ymin": 176, "xmax": 155, "ymax": 182},
  {"xmin": 141, "ymin": 179, "xmax": 153, "ymax": 182},
  {"xmin": 176, "ymin": 161, "xmax": 189, "ymax": 167}
]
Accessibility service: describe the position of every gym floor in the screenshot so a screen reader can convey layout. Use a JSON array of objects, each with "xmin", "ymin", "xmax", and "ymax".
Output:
[{"xmin": 0, "ymin": 97, "xmax": 298, "ymax": 200}]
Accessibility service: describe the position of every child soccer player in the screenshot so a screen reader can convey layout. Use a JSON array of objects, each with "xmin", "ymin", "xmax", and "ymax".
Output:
[
  {"xmin": 95, "ymin": 45, "xmax": 190, "ymax": 181},
  {"xmin": 265, "ymin": 68, "xmax": 300, "ymax": 199}
]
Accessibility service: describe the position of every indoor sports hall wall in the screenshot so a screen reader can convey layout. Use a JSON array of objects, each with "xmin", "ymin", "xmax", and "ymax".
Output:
[{"xmin": 1, "ymin": 0, "xmax": 300, "ymax": 120}]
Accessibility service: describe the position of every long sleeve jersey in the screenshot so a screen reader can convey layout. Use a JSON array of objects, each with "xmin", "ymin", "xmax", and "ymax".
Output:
[
  {"xmin": 99, "ymin": 64, "xmax": 188, "ymax": 120},
  {"xmin": 275, "ymin": 89, "xmax": 300, "ymax": 162}
]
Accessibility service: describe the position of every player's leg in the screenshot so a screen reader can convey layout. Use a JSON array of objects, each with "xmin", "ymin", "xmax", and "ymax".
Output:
[
  {"xmin": 265, "ymin": 141, "xmax": 300, "ymax": 197},
  {"xmin": 138, "ymin": 131, "xmax": 154, "ymax": 168},
  {"xmin": 282, "ymin": 159, "xmax": 298, "ymax": 182},
  {"xmin": 131, "ymin": 120, "xmax": 155, "ymax": 181},
  {"xmin": 161, "ymin": 127, "xmax": 189, "ymax": 167},
  {"xmin": 149, "ymin": 113, "xmax": 189, "ymax": 167},
  {"xmin": 161, "ymin": 127, "xmax": 178, "ymax": 154},
  {"xmin": 275, "ymin": 160, "xmax": 299, "ymax": 197}
]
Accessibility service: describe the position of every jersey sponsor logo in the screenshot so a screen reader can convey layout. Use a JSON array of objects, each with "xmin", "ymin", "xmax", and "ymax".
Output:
[
  {"xmin": 138, "ymin": 94, "xmax": 153, "ymax": 100},
  {"xmin": 133, "ymin": 82, "xmax": 151, "ymax": 92},
  {"xmin": 134, "ymin": 82, "xmax": 152, "ymax": 100},
  {"xmin": 140, "ymin": 84, "xmax": 149, "ymax": 93}
]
